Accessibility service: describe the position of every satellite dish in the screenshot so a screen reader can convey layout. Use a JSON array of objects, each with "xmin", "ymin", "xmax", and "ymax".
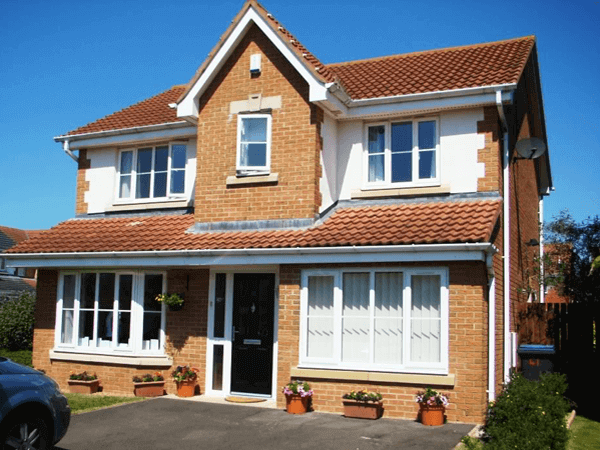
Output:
[{"xmin": 515, "ymin": 137, "xmax": 547, "ymax": 160}]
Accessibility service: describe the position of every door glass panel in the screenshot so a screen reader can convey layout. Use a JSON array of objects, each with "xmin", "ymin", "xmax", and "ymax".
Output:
[
  {"xmin": 212, "ymin": 344, "xmax": 224, "ymax": 391},
  {"xmin": 142, "ymin": 274, "xmax": 163, "ymax": 351},
  {"xmin": 213, "ymin": 273, "xmax": 226, "ymax": 338}
]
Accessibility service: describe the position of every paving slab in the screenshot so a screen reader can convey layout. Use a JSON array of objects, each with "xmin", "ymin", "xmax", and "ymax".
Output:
[{"xmin": 54, "ymin": 397, "xmax": 474, "ymax": 450}]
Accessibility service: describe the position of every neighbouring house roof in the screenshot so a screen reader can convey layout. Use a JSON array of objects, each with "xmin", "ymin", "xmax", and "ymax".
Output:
[
  {"xmin": 6, "ymin": 200, "xmax": 500, "ymax": 254},
  {"xmin": 0, "ymin": 226, "xmax": 45, "ymax": 252},
  {"xmin": 58, "ymin": 10, "xmax": 535, "ymax": 138}
]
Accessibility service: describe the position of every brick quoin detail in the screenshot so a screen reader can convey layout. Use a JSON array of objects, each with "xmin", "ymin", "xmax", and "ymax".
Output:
[
  {"xmin": 477, "ymin": 106, "xmax": 502, "ymax": 193},
  {"xmin": 194, "ymin": 24, "xmax": 322, "ymax": 223},
  {"xmin": 75, "ymin": 149, "xmax": 90, "ymax": 215}
]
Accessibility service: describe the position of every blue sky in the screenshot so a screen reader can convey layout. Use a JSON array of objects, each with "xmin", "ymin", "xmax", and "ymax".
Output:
[{"xmin": 1, "ymin": 0, "xmax": 598, "ymax": 230}]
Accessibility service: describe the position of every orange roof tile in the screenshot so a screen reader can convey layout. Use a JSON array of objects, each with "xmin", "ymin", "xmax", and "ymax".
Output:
[
  {"xmin": 7, "ymin": 200, "xmax": 500, "ymax": 254},
  {"xmin": 327, "ymin": 36, "xmax": 535, "ymax": 99},
  {"xmin": 63, "ymin": 85, "xmax": 187, "ymax": 137}
]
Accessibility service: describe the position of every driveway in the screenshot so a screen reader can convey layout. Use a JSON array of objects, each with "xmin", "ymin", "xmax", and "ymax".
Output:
[{"xmin": 54, "ymin": 397, "xmax": 474, "ymax": 450}]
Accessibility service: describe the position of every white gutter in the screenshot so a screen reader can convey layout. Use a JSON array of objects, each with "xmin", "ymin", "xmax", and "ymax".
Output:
[
  {"xmin": 53, "ymin": 121, "xmax": 190, "ymax": 143},
  {"xmin": 6, "ymin": 242, "xmax": 494, "ymax": 268},
  {"xmin": 62, "ymin": 140, "xmax": 78, "ymax": 163},
  {"xmin": 486, "ymin": 249, "xmax": 497, "ymax": 401},
  {"xmin": 496, "ymin": 90, "xmax": 512, "ymax": 383},
  {"xmin": 539, "ymin": 197, "xmax": 545, "ymax": 303}
]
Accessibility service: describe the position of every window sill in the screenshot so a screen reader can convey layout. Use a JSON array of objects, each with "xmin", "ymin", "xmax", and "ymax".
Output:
[
  {"xmin": 290, "ymin": 367, "xmax": 455, "ymax": 387},
  {"xmin": 351, "ymin": 184, "xmax": 451, "ymax": 199},
  {"xmin": 49, "ymin": 350, "xmax": 173, "ymax": 367},
  {"xmin": 226, "ymin": 173, "xmax": 278, "ymax": 186},
  {"xmin": 106, "ymin": 198, "xmax": 192, "ymax": 212}
]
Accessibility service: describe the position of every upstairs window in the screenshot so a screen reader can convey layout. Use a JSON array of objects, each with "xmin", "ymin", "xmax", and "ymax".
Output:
[
  {"xmin": 237, "ymin": 114, "xmax": 271, "ymax": 175},
  {"xmin": 118, "ymin": 144, "xmax": 186, "ymax": 201},
  {"xmin": 365, "ymin": 118, "xmax": 439, "ymax": 187}
]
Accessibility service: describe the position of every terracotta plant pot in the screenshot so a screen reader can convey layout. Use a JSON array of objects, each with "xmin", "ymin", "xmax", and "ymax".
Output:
[
  {"xmin": 420, "ymin": 404, "xmax": 445, "ymax": 426},
  {"xmin": 133, "ymin": 381, "xmax": 165, "ymax": 397},
  {"xmin": 285, "ymin": 394, "xmax": 309, "ymax": 414},
  {"xmin": 68, "ymin": 379, "xmax": 100, "ymax": 394},
  {"xmin": 176, "ymin": 379, "xmax": 197, "ymax": 397},
  {"xmin": 342, "ymin": 399, "xmax": 384, "ymax": 419}
]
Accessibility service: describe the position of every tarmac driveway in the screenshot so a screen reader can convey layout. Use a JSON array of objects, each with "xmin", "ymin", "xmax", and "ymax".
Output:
[{"xmin": 54, "ymin": 397, "xmax": 474, "ymax": 450}]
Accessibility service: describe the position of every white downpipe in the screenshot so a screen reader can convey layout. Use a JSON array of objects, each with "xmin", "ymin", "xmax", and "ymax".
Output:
[
  {"xmin": 486, "ymin": 251, "xmax": 496, "ymax": 401},
  {"xmin": 539, "ymin": 197, "xmax": 545, "ymax": 303},
  {"xmin": 496, "ymin": 90, "xmax": 511, "ymax": 383},
  {"xmin": 62, "ymin": 140, "xmax": 78, "ymax": 163}
]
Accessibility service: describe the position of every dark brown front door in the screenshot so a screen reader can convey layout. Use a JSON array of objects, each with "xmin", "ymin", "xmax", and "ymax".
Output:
[{"xmin": 230, "ymin": 273, "xmax": 275, "ymax": 396}]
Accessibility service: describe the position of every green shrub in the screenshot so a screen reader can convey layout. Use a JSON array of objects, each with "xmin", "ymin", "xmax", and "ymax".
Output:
[
  {"xmin": 483, "ymin": 373, "xmax": 570, "ymax": 450},
  {"xmin": 0, "ymin": 292, "xmax": 36, "ymax": 350}
]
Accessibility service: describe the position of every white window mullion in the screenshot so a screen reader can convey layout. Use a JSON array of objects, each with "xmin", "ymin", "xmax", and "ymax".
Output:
[
  {"xmin": 412, "ymin": 123, "xmax": 419, "ymax": 183},
  {"xmin": 91, "ymin": 274, "xmax": 100, "ymax": 348},
  {"xmin": 55, "ymin": 276, "xmax": 64, "ymax": 347},
  {"xmin": 166, "ymin": 145, "xmax": 173, "ymax": 197}
]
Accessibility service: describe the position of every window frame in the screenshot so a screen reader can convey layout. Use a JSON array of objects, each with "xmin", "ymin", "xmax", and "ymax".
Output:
[
  {"xmin": 115, "ymin": 143, "xmax": 187, "ymax": 203},
  {"xmin": 362, "ymin": 117, "xmax": 440, "ymax": 189},
  {"xmin": 236, "ymin": 113, "xmax": 272, "ymax": 175},
  {"xmin": 54, "ymin": 270, "xmax": 167, "ymax": 356},
  {"xmin": 299, "ymin": 267, "xmax": 449, "ymax": 375}
]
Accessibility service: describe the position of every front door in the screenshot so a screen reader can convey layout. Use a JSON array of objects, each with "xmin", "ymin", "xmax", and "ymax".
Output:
[{"xmin": 230, "ymin": 273, "xmax": 275, "ymax": 396}]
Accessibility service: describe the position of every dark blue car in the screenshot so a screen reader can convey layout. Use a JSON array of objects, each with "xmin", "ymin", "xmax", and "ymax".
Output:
[{"xmin": 0, "ymin": 357, "xmax": 70, "ymax": 449}]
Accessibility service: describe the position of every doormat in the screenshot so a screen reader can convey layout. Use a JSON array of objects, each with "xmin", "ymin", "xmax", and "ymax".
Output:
[{"xmin": 225, "ymin": 396, "xmax": 267, "ymax": 403}]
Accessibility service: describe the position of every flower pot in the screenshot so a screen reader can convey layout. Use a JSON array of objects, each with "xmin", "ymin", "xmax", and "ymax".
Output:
[
  {"xmin": 133, "ymin": 381, "xmax": 165, "ymax": 397},
  {"xmin": 342, "ymin": 399, "xmax": 384, "ymax": 419},
  {"xmin": 285, "ymin": 394, "xmax": 309, "ymax": 414},
  {"xmin": 420, "ymin": 404, "xmax": 445, "ymax": 426},
  {"xmin": 176, "ymin": 379, "xmax": 197, "ymax": 397},
  {"xmin": 68, "ymin": 379, "xmax": 100, "ymax": 394}
]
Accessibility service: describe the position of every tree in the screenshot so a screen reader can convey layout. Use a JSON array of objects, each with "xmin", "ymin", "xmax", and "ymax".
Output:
[{"xmin": 545, "ymin": 211, "xmax": 600, "ymax": 303}]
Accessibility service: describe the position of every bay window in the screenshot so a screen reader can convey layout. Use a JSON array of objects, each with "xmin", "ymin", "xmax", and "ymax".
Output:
[
  {"xmin": 365, "ymin": 118, "xmax": 439, "ymax": 187},
  {"xmin": 300, "ymin": 268, "xmax": 448, "ymax": 374},
  {"xmin": 55, "ymin": 271, "xmax": 166, "ymax": 355},
  {"xmin": 118, "ymin": 143, "xmax": 186, "ymax": 201}
]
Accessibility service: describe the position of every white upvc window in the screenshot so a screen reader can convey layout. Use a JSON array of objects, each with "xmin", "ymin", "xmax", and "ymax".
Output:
[
  {"xmin": 364, "ymin": 118, "xmax": 440, "ymax": 188},
  {"xmin": 55, "ymin": 271, "xmax": 166, "ymax": 355},
  {"xmin": 236, "ymin": 114, "xmax": 271, "ymax": 175},
  {"xmin": 117, "ymin": 143, "xmax": 187, "ymax": 201},
  {"xmin": 300, "ymin": 268, "xmax": 449, "ymax": 374}
]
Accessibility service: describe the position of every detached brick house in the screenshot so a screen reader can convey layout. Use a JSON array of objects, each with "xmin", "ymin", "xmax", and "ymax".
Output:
[{"xmin": 5, "ymin": 1, "xmax": 552, "ymax": 423}]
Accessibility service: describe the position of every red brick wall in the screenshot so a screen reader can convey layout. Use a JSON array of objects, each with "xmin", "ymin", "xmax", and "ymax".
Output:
[
  {"xmin": 75, "ymin": 149, "xmax": 90, "ymax": 215},
  {"xmin": 277, "ymin": 262, "xmax": 490, "ymax": 424},
  {"xmin": 31, "ymin": 269, "xmax": 209, "ymax": 396},
  {"xmin": 194, "ymin": 24, "xmax": 322, "ymax": 223}
]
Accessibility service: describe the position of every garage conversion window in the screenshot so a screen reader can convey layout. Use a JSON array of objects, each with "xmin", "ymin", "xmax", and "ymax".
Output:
[
  {"xmin": 300, "ymin": 268, "xmax": 448, "ymax": 374},
  {"xmin": 365, "ymin": 118, "xmax": 439, "ymax": 187},
  {"xmin": 55, "ymin": 271, "xmax": 166, "ymax": 355},
  {"xmin": 117, "ymin": 143, "xmax": 186, "ymax": 201},
  {"xmin": 236, "ymin": 114, "xmax": 271, "ymax": 175}
]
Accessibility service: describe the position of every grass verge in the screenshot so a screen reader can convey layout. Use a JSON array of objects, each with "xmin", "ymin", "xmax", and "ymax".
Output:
[
  {"xmin": 0, "ymin": 348, "xmax": 32, "ymax": 367},
  {"xmin": 65, "ymin": 393, "xmax": 145, "ymax": 414},
  {"xmin": 568, "ymin": 415, "xmax": 600, "ymax": 450}
]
